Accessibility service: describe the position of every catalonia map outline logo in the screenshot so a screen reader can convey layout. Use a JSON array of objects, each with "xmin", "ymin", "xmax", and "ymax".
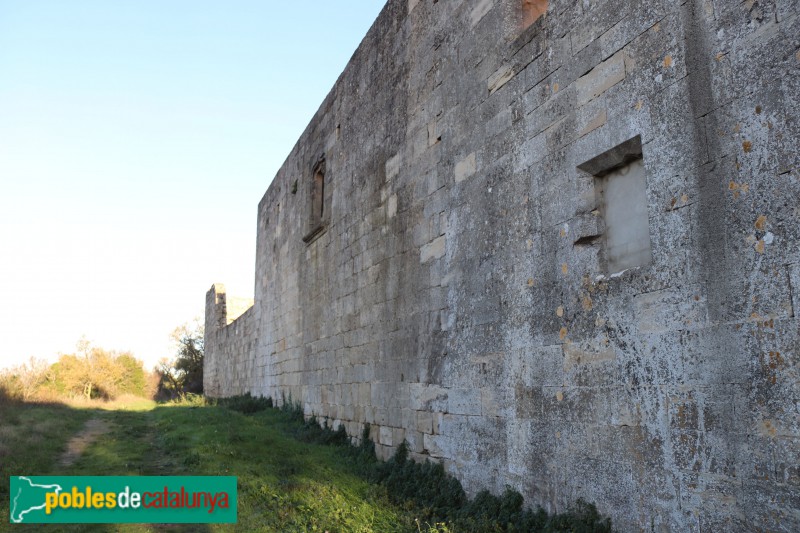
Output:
[
  {"xmin": 10, "ymin": 476, "xmax": 63, "ymax": 523},
  {"xmin": 9, "ymin": 475, "xmax": 237, "ymax": 524}
]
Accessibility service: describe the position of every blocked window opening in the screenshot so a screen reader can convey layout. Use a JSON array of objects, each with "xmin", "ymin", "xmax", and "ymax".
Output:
[
  {"xmin": 578, "ymin": 136, "xmax": 652, "ymax": 273},
  {"xmin": 312, "ymin": 167, "xmax": 324, "ymax": 221},
  {"xmin": 302, "ymin": 157, "xmax": 326, "ymax": 243},
  {"xmin": 597, "ymin": 158, "xmax": 652, "ymax": 271}
]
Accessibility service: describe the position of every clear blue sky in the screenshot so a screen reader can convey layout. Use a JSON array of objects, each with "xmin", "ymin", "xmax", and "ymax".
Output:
[{"xmin": 0, "ymin": 0, "xmax": 386, "ymax": 369}]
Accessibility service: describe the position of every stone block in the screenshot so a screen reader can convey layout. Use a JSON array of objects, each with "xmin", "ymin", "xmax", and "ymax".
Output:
[
  {"xmin": 405, "ymin": 429, "xmax": 424, "ymax": 452},
  {"xmin": 379, "ymin": 425, "xmax": 393, "ymax": 447},
  {"xmin": 423, "ymin": 433, "xmax": 446, "ymax": 458},
  {"xmin": 790, "ymin": 263, "xmax": 799, "ymax": 318},
  {"xmin": 446, "ymin": 388, "xmax": 483, "ymax": 416},
  {"xmin": 392, "ymin": 427, "xmax": 406, "ymax": 448},
  {"xmin": 488, "ymin": 64, "xmax": 515, "ymax": 94},
  {"xmin": 634, "ymin": 285, "xmax": 707, "ymax": 334},
  {"xmin": 416, "ymin": 410, "xmax": 434, "ymax": 434},
  {"xmin": 470, "ymin": 0, "xmax": 494, "ymax": 27},
  {"xmin": 387, "ymin": 193, "xmax": 398, "ymax": 218},
  {"xmin": 575, "ymin": 50, "xmax": 626, "ymax": 106},
  {"xmin": 455, "ymin": 152, "xmax": 477, "ymax": 183},
  {"xmin": 420, "ymin": 235, "xmax": 446, "ymax": 263}
]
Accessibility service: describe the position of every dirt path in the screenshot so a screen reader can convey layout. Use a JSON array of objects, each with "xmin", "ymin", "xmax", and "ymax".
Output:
[{"xmin": 58, "ymin": 417, "xmax": 111, "ymax": 467}]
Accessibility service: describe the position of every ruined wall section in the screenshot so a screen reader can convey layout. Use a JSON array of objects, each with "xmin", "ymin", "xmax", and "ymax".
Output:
[
  {"xmin": 204, "ymin": 283, "xmax": 257, "ymax": 398},
  {"xmin": 207, "ymin": 0, "xmax": 800, "ymax": 531}
]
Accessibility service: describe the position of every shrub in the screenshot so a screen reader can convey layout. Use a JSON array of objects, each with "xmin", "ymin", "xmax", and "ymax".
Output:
[
  {"xmin": 213, "ymin": 395, "xmax": 613, "ymax": 532},
  {"xmin": 0, "ymin": 358, "xmax": 51, "ymax": 401},
  {"xmin": 374, "ymin": 442, "xmax": 466, "ymax": 520},
  {"xmin": 278, "ymin": 392, "xmax": 305, "ymax": 423},
  {"xmin": 218, "ymin": 392, "xmax": 272, "ymax": 414}
]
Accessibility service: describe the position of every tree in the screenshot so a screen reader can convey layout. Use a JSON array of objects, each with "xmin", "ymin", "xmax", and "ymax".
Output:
[
  {"xmin": 55, "ymin": 353, "xmax": 98, "ymax": 400},
  {"xmin": 156, "ymin": 357, "xmax": 181, "ymax": 398},
  {"xmin": 53, "ymin": 339, "xmax": 152, "ymax": 400},
  {"xmin": 60, "ymin": 336, "xmax": 107, "ymax": 400},
  {"xmin": 158, "ymin": 319, "xmax": 204, "ymax": 397},
  {"xmin": 0, "ymin": 357, "xmax": 51, "ymax": 401},
  {"xmin": 115, "ymin": 352, "xmax": 147, "ymax": 396}
]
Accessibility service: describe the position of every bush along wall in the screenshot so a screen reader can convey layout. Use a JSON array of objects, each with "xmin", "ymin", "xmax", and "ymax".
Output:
[{"xmin": 218, "ymin": 394, "xmax": 612, "ymax": 532}]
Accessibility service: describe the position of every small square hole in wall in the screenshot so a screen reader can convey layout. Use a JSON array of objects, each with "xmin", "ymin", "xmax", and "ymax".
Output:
[{"xmin": 578, "ymin": 136, "xmax": 652, "ymax": 273}]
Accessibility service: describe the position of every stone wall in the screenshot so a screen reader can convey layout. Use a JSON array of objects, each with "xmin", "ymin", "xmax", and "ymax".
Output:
[
  {"xmin": 204, "ymin": 284, "xmax": 258, "ymax": 398},
  {"xmin": 205, "ymin": 0, "xmax": 800, "ymax": 530}
]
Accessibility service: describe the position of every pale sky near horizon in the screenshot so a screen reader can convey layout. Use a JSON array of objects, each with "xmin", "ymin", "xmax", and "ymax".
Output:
[{"xmin": 0, "ymin": 1, "xmax": 386, "ymax": 370}]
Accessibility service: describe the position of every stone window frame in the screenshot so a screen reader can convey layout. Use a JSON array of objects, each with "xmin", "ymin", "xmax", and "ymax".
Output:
[
  {"xmin": 577, "ymin": 135, "xmax": 653, "ymax": 274},
  {"xmin": 302, "ymin": 155, "xmax": 327, "ymax": 244}
]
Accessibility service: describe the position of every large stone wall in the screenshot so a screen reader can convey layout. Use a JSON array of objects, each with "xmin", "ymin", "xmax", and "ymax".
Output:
[{"xmin": 204, "ymin": 0, "xmax": 800, "ymax": 530}]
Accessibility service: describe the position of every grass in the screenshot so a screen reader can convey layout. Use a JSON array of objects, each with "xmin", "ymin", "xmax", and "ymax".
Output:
[
  {"xmin": 0, "ymin": 398, "xmax": 95, "ymax": 489},
  {"xmin": 0, "ymin": 394, "xmax": 410, "ymax": 532},
  {"xmin": 0, "ymin": 393, "xmax": 612, "ymax": 532}
]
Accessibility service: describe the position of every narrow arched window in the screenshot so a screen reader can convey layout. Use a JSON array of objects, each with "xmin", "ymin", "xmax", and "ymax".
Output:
[{"xmin": 303, "ymin": 156, "xmax": 327, "ymax": 243}]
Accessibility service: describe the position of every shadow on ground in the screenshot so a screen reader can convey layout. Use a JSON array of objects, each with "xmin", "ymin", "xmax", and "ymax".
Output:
[{"xmin": 0, "ymin": 388, "xmax": 213, "ymax": 533}]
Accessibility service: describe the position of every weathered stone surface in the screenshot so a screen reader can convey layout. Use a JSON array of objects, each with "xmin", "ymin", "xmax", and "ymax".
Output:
[
  {"xmin": 454, "ymin": 152, "xmax": 477, "ymax": 183},
  {"xmin": 488, "ymin": 64, "xmax": 515, "ymax": 94},
  {"xmin": 205, "ymin": 1, "xmax": 800, "ymax": 531},
  {"xmin": 575, "ymin": 49, "xmax": 626, "ymax": 106}
]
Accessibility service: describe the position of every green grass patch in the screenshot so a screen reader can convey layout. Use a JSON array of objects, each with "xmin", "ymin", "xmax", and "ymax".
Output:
[
  {"xmin": 0, "ymin": 394, "xmax": 612, "ymax": 532},
  {"xmin": 0, "ymin": 397, "xmax": 96, "ymax": 525}
]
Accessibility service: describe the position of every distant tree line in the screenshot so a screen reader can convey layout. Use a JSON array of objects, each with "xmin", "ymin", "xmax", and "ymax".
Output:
[
  {"xmin": 0, "ymin": 340, "xmax": 155, "ymax": 402},
  {"xmin": 0, "ymin": 320, "xmax": 205, "ymax": 403}
]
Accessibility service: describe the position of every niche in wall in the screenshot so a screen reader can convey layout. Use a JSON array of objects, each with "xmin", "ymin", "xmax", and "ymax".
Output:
[{"xmin": 578, "ymin": 136, "xmax": 652, "ymax": 273}]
